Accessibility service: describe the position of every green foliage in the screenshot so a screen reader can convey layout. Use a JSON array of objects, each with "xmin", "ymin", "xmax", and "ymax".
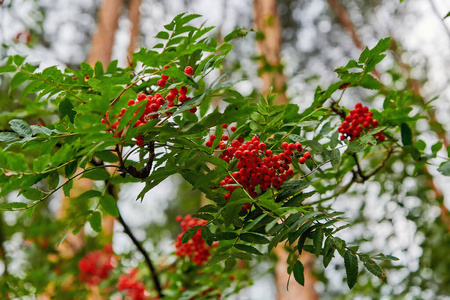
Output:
[{"xmin": 0, "ymin": 12, "xmax": 447, "ymax": 299}]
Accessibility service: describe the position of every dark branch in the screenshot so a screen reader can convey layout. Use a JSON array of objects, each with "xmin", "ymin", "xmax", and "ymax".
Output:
[
  {"xmin": 117, "ymin": 142, "xmax": 155, "ymax": 179},
  {"xmin": 116, "ymin": 207, "xmax": 163, "ymax": 298}
]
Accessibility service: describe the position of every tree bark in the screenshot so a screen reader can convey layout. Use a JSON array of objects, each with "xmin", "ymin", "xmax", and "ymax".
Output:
[
  {"xmin": 253, "ymin": 0, "xmax": 288, "ymax": 104},
  {"xmin": 87, "ymin": 0, "xmax": 124, "ymax": 67},
  {"xmin": 253, "ymin": 1, "xmax": 319, "ymax": 299},
  {"xmin": 126, "ymin": 0, "xmax": 142, "ymax": 66}
]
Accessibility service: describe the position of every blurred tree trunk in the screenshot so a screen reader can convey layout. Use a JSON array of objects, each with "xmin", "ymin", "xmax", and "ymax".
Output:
[
  {"xmin": 127, "ymin": 0, "xmax": 142, "ymax": 66},
  {"xmin": 253, "ymin": 1, "xmax": 319, "ymax": 299},
  {"xmin": 87, "ymin": 0, "xmax": 124, "ymax": 67},
  {"xmin": 253, "ymin": 0, "xmax": 287, "ymax": 104}
]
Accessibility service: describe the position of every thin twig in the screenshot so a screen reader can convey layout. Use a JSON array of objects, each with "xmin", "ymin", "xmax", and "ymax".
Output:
[{"xmin": 116, "ymin": 204, "xmax": 163, "ymax": 297}]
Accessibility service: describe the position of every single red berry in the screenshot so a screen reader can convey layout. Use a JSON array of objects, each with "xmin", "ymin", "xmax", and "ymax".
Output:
[
  {"xmin": 304, "ymin": 152, "xmax": 311, "ymax": 159},
  {"xmin": 298, "ymin": 157, "xmax": 306, "ymax": 164},
  {"xmin": 180, "ymin": 86, "xmax": 188, "ymax": 94},
  {"xmin": 137, "ymin": 93, "xmax": 146, "ymax": 101},
  {"xmin": 127, "ymin": 99, "xmax": 135, "ymax": 106},
  {"xmin": 230, "ymin": 125, "xmax": 237, "ymax": 132},
  {"xmin": 157, "ymin": 79, "xmax": 166, "ymax": 87},
  {"xmin": 281, "ymin": 142, "xmax": 289, "ymax": 149},
  {"xmin": 161, "ymin": 74, "xmax": 169, "ymax": 81},
  {"xmin": 189, "ymin": 107, "xmax": 197, "ymax": 113},
  {"xmin": 221, "ymin": 135, "xmax": 229, "ymax": 141},
  {"xmin": 136, "ymin": 139, "xmax": 145, "ymax": 147},
  {"xmin": 222, "ymin": 123, "xmax": 228, "ymax": 129},
  {"xmin": 184, "ymin": 66, "xmax": 194, "ymax": 75}
]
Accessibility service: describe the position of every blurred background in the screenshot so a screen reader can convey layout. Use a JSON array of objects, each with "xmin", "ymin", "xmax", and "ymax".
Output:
[{"xmin": 1, "ymin": 0, "xmax": 450, "ymax": 299}]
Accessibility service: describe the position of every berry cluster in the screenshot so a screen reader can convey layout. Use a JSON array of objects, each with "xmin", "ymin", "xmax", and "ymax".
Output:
[
  {"xmin": 117, "ymin": 268, "xmax": 150, "ymax": 300},
  {"xmin": 101, "ymin": 65, "xmax": 197, "ymax": 146},
  {"xmin": 208, "ymin": 133, "xmax": 311, "ymax": 209},
  {"xmin": 205, "ymin": 123, "xmax": 237, "ymax": 148},
  {"xmin": 174, "ymin": 215, "xmax": 218, "ymax": 265},
  {"xmin": 338, "ymin": 103, "xmax": 385, "ymax": 142},
  {"xmin": 78, "ymin": 245, "xmax": 117, "ymax": 285}
]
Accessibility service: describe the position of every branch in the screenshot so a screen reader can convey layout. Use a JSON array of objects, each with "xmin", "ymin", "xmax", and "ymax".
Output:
[
  {"xmin": 352, "ymin": 148, "xmax": 394, "ymax": 183},
  {"xmin": 0, "ymin": 212, "xmax": 8, "ymax": 275},
  {"xmin": 116, "ymin": 201, "xmax": 163, "ymax": 298},
  {"xmin": 118, "ymin": 141, "xmax": 155, "ymax": 179}
]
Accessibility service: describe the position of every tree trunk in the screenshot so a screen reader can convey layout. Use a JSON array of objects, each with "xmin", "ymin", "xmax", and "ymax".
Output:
[
  {"xmin": 253, "ymin": 0, "xmax": 288, "ymax": 104},
  {"xmin": 86, "ymin": 0, "xmax": 124, "ymax": 67},
  {"xmin": 253, "ymin": 1, "xmax": 319, "ymax": 299},
  {"xmin": 126, "ymin": 0, "xmax": 142, "ymax": 66}
]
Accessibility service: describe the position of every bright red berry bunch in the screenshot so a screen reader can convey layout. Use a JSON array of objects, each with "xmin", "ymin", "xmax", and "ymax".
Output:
[
  {"xmin": 78, "ymin": 245, "xmax": 117, "ymax": 285},
  {"xmin": 101, "ymin": 65, "xmax": 198, "ymax": 146},
  {"xmin": 174, "ymin": 215, "xmax": 218, "ymax": 265},
  {"xmin": 338, "ymin": 103, "xmax": 385, "ymax": 142},
  {"xmin": 208, "ymin": 134, "xmax": 308, "ymax": 209},
  {"xmin": 117, "ymin": 268, "xmax": 150, "ymax": 300}
]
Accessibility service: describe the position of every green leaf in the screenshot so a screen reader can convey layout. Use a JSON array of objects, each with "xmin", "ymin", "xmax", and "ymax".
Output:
[
  {"xmin": 0, "ymin": 202, "xmax": 28, "ymax": 210},
  {"xmin": 400, "ymin": 123, "xmax": 413, "ymax": 146},
  {"xmin": 0, "ymin": 132, "xmax": 20, "ymax": 143},
  {"xmin": 22, "ymin": 188, "xmax": 44, "ymax": 200},
  {"xmin": 9, "ymin": 119, "xmax": 32, "ymax": 137},
  {"xmin": 444, "ymin": 12, "xmax": 450, "ymax": 20},
  {"xmin": 81, "ymin": 168, "xmax": 110, "ymax": 181},
  {"xmin": 344, "ymin": 250, "xmax": 359, "ymax": 289},
  {"xmin": 26, "ymin": 205, "xmax": 37, "ymax": 218},
  {"xmin": 234, "ymin": 244, "xmax": 262, "ymax": 255},
  {"xmin": 182, "ymin": 225, "xmax": 202, "ymax": 244},
  {"xmin": 89, "ymin": 211, "xmax": 102, "ymax": 233},
  {"xmin": 437, "ymin": 161, "xmax": 450, "ymax": 176},
  {"xmin": 360, "ymin": 256, "xmax": 387, "ymax": 282},
  {"xmin": 313, "ymin": 227, "xmax": 324, "ymax": 257},
  {"xmin": 100, "ymin": 194, "xmax": 119, "ymax": 217},
  {"xmin": 201, "ymin": 226, "xmax": 214, "ymax": 246},
  {"xmin": 216, "ymin": 232, "xmax": 238, "ymax": 240},
  {"xmin": 155, "ymin": 31, "xmax": 170, "ymax": 39},
  {"xmin": 59, "ymin": 98, "xmax": 76, "ymax": 123},
  {"xmin": 224, "ymin": 27, "xmax": 251, "ymax": 42},
  {"xmin": 33, "ymin": 154, "xmax": 51, "ymax": 172},
  {"xmin": 239, "ymin": 232, "xmax": 270, "ymax": 244},
  {"xmin": 10, "ymin": 72, "xmax": 30, "ymax": 91},
  {"xmin": 293, "ymin": 260, "xmax": 305, "ymax": 286},
  {"xmin": 208, "ymin": 252, "xmax": 230, "ymax": 266},
  {"xmin": 225, "ymin": 258, "xmax": 237, "ymax": 272}
]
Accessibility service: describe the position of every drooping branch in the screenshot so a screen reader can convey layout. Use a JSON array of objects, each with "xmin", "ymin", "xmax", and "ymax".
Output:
[{"xmin": 116, "ymin": 203, "xmax": 163, "ymax": 297}]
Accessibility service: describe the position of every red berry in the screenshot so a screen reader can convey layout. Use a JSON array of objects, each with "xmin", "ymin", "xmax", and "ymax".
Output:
[
  {"xmin": 184, "ymin": 66, "xmax": 194, "ymax": 75},
  {"xmin": 161, "ymin": 74, "xmax": 169, "ymax": 81},
  {"xmin": 189, "ymin": 107, "xmax": 197, "ymax": 113},
  {"xmin": 298, "ymin": 157, "xmax": 306, "ymax": 164},
  {"xmin": 222, "ymin": 123, "xmax": 228, "ymax": 129},
  {"xmin": 180, "ymin": 86, "xmax": 188, "ymax": 94},
  {"xmin": 137, "ymin": 93, "xmax": 146, "ymax": 101},
  {"xmin": 136, "ymin": 139, "xmax": 145, "ymax": 147},
  {"xmin": 303, "ymin": 152, "xmax": 311, "ymax": 159},
  {"xmin": 221, "ymin": 135, "xmax": 229, "ymax": 141},
  {"xmin": 281, "ymin": 142, "xmax": 289, "ymax": 149},
  {"xmin": 157, "ymin": 79, "xmax": 166, "ymax": 87},
  {"xmin": 230, "ymin": 125, "xmax": 237, "ymax": 132}
]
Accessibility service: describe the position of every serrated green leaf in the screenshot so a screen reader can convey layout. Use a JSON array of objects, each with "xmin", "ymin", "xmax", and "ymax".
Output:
[
  {"xmin": 201, "ymin": 226, "xmax": 214, "ymax": 246},
  {"xmin": 22, "ymin": 188, "xmax": 44, "ymax": 201},
  {"xmin": 293, "ymin": 260, "xmax": 305, "ymax": 286},
  {"xmin": 313, "ymin": 228, "xmax": 324, "ymax": 257},
  {"xmin": 0, "ymin": 132, "xmax": 20, "ymax": 143},
  {"xmin": 10, "ymin": 72, "xmax": 30, "ymax": 91},
  {"xmin": 89, "ymin": 211, "xmax": 102, "ymax": 233},
  {"xmin": 361, "ymin": 256, "xmax": 387, "ymax": 282},
  {"xmin": 101, "ymin": 194, "xmax": 119, "ymax": 217},
  {"xmin": 182, "ymin": 225, "xmax": 202, "ymax": 244},
  {"xmin": 81, "ymin": 168, "xmax": 110, "ymax": 181},
  {"xmin": 9, "ymin": 119, "xmax": 32, "ymax": 137},
  {"xmin": 239, "ymin": 232, "xmax": 270, "ymax": 244},
  {"xmin": 401, "ymin": 123, "xmax": 413, "ymax": 146},
  {"xmin": 59, "ymin": 98, "xmax": 76, "ymax": 123},
  {"xmin": 234, "ymin": 244, "xmax": 262, "ymax": 255},
  {"xmin": 33, "ymin": 154, "xmax": 51, "ymax": 172},
  {"xmin": 216, "ymin": 232, "xmax": 238, "ymax": 240},
  {"xmin": 0, "ymin": 202, "xmax": 28, "ymax": 210},
  {"xmin": 344, "ymin": 250, "xmax": 358, "ymax": 289}
]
